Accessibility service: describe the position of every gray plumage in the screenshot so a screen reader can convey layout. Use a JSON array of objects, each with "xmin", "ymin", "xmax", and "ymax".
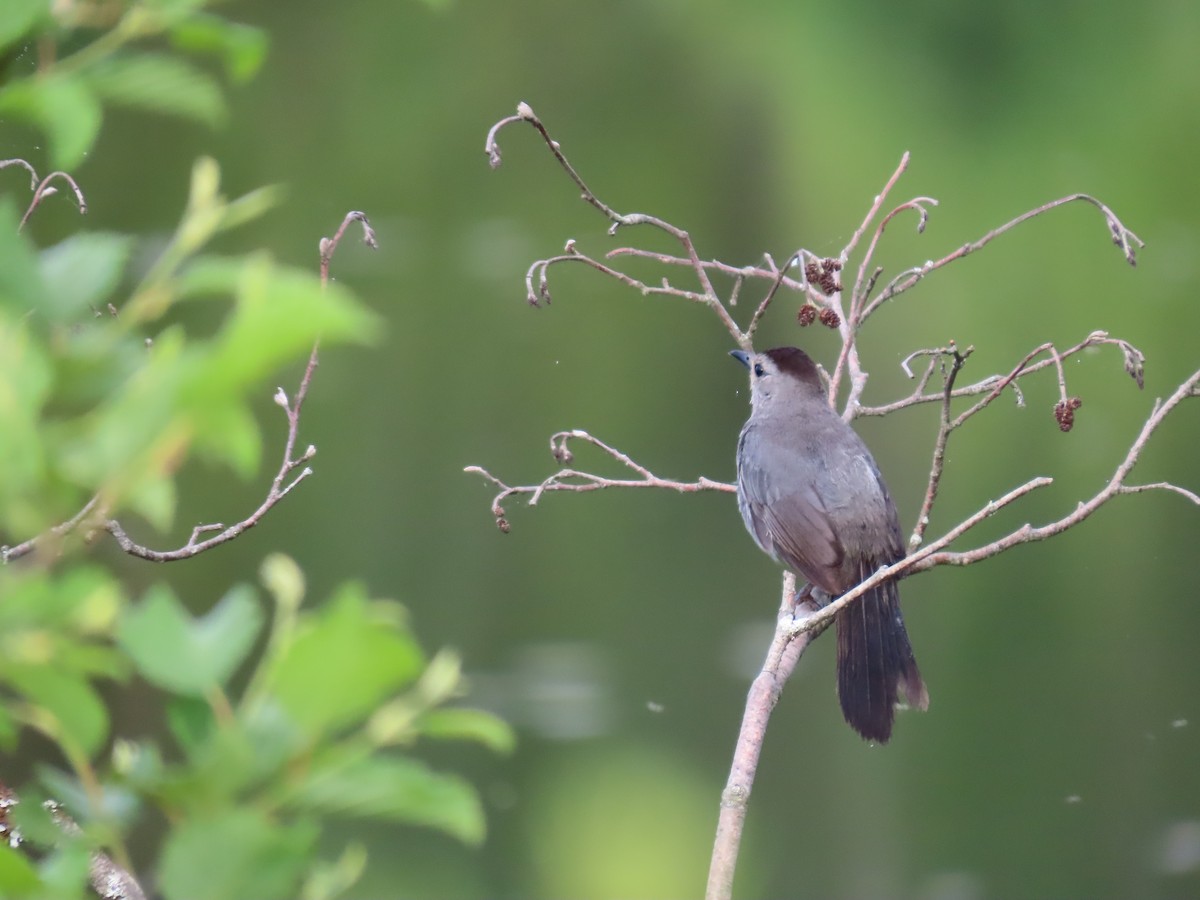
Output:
[{"xmin": 732, "ymin": 346, "xmax": 928, "ymax": 742}]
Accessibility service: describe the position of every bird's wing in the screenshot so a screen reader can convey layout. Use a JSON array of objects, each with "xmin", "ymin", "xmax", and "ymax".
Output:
[{"xmin": 736, "ymin": 434, "xmax": 846, "ymax": 593}]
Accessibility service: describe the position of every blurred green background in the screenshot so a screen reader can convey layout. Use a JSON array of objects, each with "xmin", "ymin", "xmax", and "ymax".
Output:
[{"xmin": 14, "ymin": 0, "xmax": 1200, "ymax": 897}]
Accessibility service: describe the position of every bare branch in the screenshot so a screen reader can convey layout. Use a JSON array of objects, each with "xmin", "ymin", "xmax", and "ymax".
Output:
[
  {"xmin": 465, "ymin": 429, "xmax": 733, "ymax": 532},
  {"xmin": 785, "ymin": 365, "xmax": 1199, "ymax": 644},
  {"xmin": 318, "ymin": 210, "xmax": 378, "ymax": 286},
  {"xmin": 707, "ymin": 573, "xmax": 817, "ymax": 900},
  {"xmin": 859, "ymin": 193, "xmax": 1143, "ymax": 321},
  {"xmin": 1, "ymin": 158, "xmax": 89, "ymax": 232},
  {"xmin": 485, "ymin": 103, "xmax": 748, "ymax": 342},
  {"xmin": 840, "ymin": 151, "xmax": 911, "ymax": 262},
  {"xmin": 0, "ymin": 157, "xmax": 40, "ymax": 190},
  {"xmin": 911, "ymin": 366, "xmax": 1200, "ymax": 569},
  {"xmin": 849, "ymin": 194, "xmax": 938, "ymax": 323},
  {"xmin": 526, "ymin": 245, "xmax": 710, "ymax": 307},
  {"xmin": 858, "ymin": 331, "xmax": 1145, "ymax": 419},
  {"xmin": 18, "ymin": 170, "xmax": 87, "ymax": 231},
  {"xmin": 909, "ymin": 345, "xmax": 971, "ymax": 549}
]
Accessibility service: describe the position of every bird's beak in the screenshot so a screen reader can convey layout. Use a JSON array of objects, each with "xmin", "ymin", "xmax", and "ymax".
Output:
[{"xmin": 729, "ymin": 350, "xmax": 750, "ymax": 369}]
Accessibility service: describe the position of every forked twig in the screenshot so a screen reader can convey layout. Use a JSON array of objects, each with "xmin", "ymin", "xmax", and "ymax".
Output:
[{"xmin": 465, "ymin": 429, "xmax": 732, "ymax": 533}]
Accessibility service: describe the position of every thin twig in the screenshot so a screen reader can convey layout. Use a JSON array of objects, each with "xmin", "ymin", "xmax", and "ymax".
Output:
[
  {"xmin": 909, "ymin": 345, "xmax": 971, "ymax": 549},
  {"xmin": 19, "ymin": 170, "xmax": 88, "ymax": 231},
  {"xmin": 859, "ymin": 193, "xmax": 1143, "ymax": 321},
  {"xmin": 465, "ymin": 429, "xmax": 733, "ymax": 532},
  {"xmin": 0, "ymin": 157, "xmax": 40, "ymax": 190},
  {"xmin": 486, "ymin": 103, "xmax": 745, "ymax": 341},
  {"xmin": 840, "ymin": 152, "xmax": 911, "ymax": 263},
  {"xmin": 849, "ymin": 195, "xmax": 938, "ymax": 324},
  {"xmin": 858, "ymin": 331, "xmax": 1144, "ymax": 419}
]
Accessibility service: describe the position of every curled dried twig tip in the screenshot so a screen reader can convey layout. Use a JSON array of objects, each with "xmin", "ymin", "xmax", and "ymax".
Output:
[
  {"xmin": 0, "ymin": 157, "xmax": 39, "ymax": 189},
  {"xmin": 345, "ymin": 211, "xmax": 378, "ymax": 249},
  {"xmin": 550, "ymin": 436, "xmax": 573, "ymax": 465},
  {"xmin": 485, "ymin": 104, "xmax": 539, "ymax": 169}
]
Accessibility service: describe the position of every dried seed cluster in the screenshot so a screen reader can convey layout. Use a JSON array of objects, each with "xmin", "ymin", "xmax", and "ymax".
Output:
[
  {"xmin": 1054, "ymin": 396, "xmax": 1083, "ymax": 432},
  {"xmin": 804, "ymin": 257, "xmax": 843, "ymax": 295}
]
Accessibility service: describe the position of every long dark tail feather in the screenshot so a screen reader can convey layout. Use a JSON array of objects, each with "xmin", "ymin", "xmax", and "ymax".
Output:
[{"xmin": 835, "ymin": 573, "xmax": 927, "ymax": 743}]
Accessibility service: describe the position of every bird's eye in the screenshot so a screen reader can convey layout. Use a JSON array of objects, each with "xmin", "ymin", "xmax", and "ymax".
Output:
[{"xmin": 753, "ymin": 363, "xmax": 765, "ymax": 378}]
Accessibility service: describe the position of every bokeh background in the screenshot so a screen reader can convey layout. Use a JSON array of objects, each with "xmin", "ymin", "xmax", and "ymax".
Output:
[{"xmin": 22, "ymin": 0, "xmax": 1200, "ymax": 897}]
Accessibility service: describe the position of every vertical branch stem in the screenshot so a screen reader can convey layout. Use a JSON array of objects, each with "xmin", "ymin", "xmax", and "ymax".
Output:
[
  {"xmin": 909, "ymin": 347, "xmax": 968, "ymax": 549},
  {"xmin": 706, "ymin": 573, "xmax": 824, "ymax": 900}
]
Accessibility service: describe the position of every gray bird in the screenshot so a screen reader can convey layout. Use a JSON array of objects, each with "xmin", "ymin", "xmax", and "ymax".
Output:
[{"xmin": 731, "ymin": 346, "xmax": 928, "ymax": 742}]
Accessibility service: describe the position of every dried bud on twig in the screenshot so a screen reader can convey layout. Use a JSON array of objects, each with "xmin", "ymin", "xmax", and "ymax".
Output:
[
  {"xmin": 1053, "ymin": 398, "xmax": 1082, "ymax": 432},
  {"xmin": 797, "ymin": 304, "xmax": 817, "ymax": 327},
  {"xmin": 818, "ymin": 308, "xmax": 841, "ymax": 329}
]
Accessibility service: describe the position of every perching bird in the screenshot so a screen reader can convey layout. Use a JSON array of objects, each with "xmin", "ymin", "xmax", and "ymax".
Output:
[{"xmin": 731, "ymin": 346, "xmax": 928, "ymax": 742}]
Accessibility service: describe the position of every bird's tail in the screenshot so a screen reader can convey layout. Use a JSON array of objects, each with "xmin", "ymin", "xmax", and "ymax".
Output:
[{"xmin": 835, "ymin": 571, "xmax": 928, "ymax": 743}]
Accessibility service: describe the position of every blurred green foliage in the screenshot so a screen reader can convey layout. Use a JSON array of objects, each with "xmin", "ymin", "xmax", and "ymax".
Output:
[{"xmin": 0, "ymin": 3, "xmax": 511, "ymax": 898}]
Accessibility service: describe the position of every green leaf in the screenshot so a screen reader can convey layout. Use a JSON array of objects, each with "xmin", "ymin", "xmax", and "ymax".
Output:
[
  {"xmin": 169, "ymin": 14, "xmax": 268, "ymax": 83},
  {"xmin": 291, "ymin": 752, "xmax": 486, "ymax": 845},
  {"xmin": 38, "ymin": 233, "xmax": 133, "ymax": 322},
  {"xmin": 0, "ymin": 73, "xmax": 102, "ymax": 169},
  {"xmin": 260, "ymin": 553, "xmax": 305, "ymax": 613},
  {"xmin": 190, "ymin": 256, "xmax": 381, "ymax": 401},
  {"xmin": 160, "ymin": 809, "xmax": 317, "ymax": 900},
  {"xmin": 298, "ymin": 842, "xmax": 367, "ymax": 900},
  {"xmin": 175, "ymin": 254, "xmax": 253, "ymax": 297},
  {"xmin": 268, "ymin": 585, "xmax": 424, "ymax": 737},
  {"xmin": 165, "ymin": 695, "xmax": 215, "ymax": 755},
  {"xmin": 55, "ymin": 326, "xmax": 191, "ymax": 508},
  {"xmin": 0, "ymin": 564, "xmax": 124, "ymax": 641},
  {"xmin": 36, "ymin": 842, "xmax": 92, "ymax": 900},
  {"xmin": 0, "ymin": 199, "xmax": 47, "ymax": 313},
  {"xmin": 190, "ymin": 398, "xmax": 260, "ymax": 478},
  {"xmin": 0, "ymin": 321, "xmax": 52, "ymax": 532},
  {"xmin": 419, "ymin": 707, "xmax": 516, "ymax": 755},
  {"xmin": 83, "ymin": 51, "xmax": 226, "ymax": 127},
  {"xmin": 35, "ymin": 765, "xmax": 140, "ymax": 827},
  {"xmin": 5, "ymin": 665, "xmax": 109, "ymax": 755},
  {"xmin": 122, "ymin": 469, "xmax": 178, "ymax": 532},
  {"xmin": 0, "ymin": 706, "xmax": 16, "ymax": 750},
  {"xmin": 148, "ymin": 702, "xmax": 303, "ymax": 808},
  {"xmin": 0, "ymin": 0, "xmax": 46, "ymax": 54},
  {"xmin": 0, "ymin": 843, "xmax": 40, "ymax": 897},
  {"xmin": 118, "ymin": 584, "xmax": 263, "ymax": 695}
]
